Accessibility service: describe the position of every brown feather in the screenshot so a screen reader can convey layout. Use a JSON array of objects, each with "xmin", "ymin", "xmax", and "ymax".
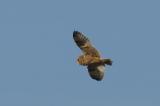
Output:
[{"xmin": 73, "ymin": 31, "xmax": 100, "ymax": 58}]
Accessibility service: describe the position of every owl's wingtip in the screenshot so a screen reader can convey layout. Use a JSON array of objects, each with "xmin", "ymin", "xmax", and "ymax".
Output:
[{"xmin": 73, "ymin": 31, "xmax": 82, "ymax": 37}]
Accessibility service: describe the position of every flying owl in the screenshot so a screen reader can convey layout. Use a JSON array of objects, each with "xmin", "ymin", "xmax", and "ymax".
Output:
[{"xmin": 73, "ymin": 31, "xmax": 112, "ymax": 81}]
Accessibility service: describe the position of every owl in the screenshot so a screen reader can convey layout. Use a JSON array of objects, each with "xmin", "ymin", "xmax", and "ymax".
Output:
[{"xmin": 73, "ymin": 31, "xmax": 112, "ymax": 81}]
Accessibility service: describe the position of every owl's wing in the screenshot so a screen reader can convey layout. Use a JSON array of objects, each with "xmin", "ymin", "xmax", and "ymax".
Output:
[
  {"xmin": 87, "ymin": 64, "xmax": 105, "ymax": 81},
  {"xmin": 73, "ymin": 31, "xmax": 100, "ymax": 57}
]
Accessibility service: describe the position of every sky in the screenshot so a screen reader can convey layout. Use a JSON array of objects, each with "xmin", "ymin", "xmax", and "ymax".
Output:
[{"xmin": 0, "ymin": 0, "xmax": 160, "ymax": 106}]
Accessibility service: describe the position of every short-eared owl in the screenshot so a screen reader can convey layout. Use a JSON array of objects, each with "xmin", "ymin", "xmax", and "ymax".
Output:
[{"xmin": 73, "ymin": 31, "xmax": 112, "ymax": 81}]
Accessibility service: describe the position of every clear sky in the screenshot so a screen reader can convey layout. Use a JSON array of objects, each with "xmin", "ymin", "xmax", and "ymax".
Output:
[{"xmin": 0, "ymin": 0, "xmax": 160, "ymax": 106}]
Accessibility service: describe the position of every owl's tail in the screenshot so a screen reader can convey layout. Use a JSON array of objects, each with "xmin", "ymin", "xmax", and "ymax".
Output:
[{"xmin": 101, "ymin": 59, "xmax": 112, "ymax": 66}]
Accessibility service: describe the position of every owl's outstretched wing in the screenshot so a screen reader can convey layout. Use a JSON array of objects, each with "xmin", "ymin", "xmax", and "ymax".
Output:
[
  {"xmin": 73, "ymin": 31, "xmax": 100, "ymax": 57},
  {"xmin": 87, "ymin": 64, "xmax": 105, "ymax": 81}
]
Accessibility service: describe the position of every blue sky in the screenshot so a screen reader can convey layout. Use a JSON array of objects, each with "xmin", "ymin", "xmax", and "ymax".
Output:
[{"xmin": 0, "ymin": 0, "xmax": 160, "ymax": 106}]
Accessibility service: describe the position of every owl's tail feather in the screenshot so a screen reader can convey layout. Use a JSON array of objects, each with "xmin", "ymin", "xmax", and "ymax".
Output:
[{"xmin": 102, "ymin": 59, "xmax": 112, "ymax": 66}]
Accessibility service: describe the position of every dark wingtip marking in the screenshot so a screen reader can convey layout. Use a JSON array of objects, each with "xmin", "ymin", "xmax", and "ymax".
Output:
[
  {"xmin": 73, "ymin": 31, "xmax": 90, "ymax": 48},
  {"xmin": 73, "ymin": 31, "xmax": 81, "ymax": 37},
  {"xmin": 94, "ymin": 78, "xmax": 103, "ymax": 81}
]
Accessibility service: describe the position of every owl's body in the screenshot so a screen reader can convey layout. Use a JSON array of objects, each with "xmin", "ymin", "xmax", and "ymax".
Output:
[{"xmin": 73, "ymin": 31, "xmax": 112, "ymax": 81}]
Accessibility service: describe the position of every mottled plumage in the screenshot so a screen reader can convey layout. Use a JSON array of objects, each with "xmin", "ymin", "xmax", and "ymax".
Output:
[{"xmin": 73, "ymin": 31, "xmax": 112, "ymax": 81}]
